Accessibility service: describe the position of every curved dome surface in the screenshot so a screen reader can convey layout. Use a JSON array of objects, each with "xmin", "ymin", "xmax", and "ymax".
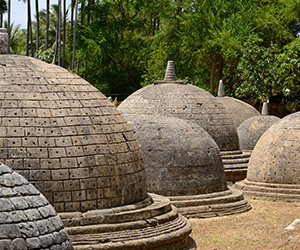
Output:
[
  {"xmin": 0, "ymin": 163, "xmax": 73, "ymax": 249},
  {"xmin": 124, "ymin": 114, "xmax": 252, "ymax": 218},
  {"xmin": 0, "ymin": 55, "xmax": 147, "ymax": 212},
  {"xmin": 217, "ymin": 97, "xmax": 260, "ymax": 128},
  {"xmin": 235, "ymin": 112, "xmax": 300, "ymax": 201},
  {"xmin": 237, "ymin": 115, "xmax": 280, "ymax": 151},
  {"xmin": 119, "ymin": 83, "xmax": 239, "ymax": 151},
  {"xmin": 124, "ymin": 114, "xmax": 227, "ymax": 196},
  {"xmin": 247, "ymin": 112, "xmax": 299, "ymax": 184}
]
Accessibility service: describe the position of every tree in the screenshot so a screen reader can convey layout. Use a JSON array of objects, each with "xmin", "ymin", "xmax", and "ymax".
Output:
[
  {"xmin": 45, "ymin": 0, "xmax": 49, "ymax": 49},
  {"xmin": 7, "ymin": 0, "xmax": 10, "ymax": 53},
  {"xmin": 71, "ymin": 0, "xmax": 78, "ymax": 71},
  {"xmin": 0, "ymin": 0, "xmax": 7, "ymax": 28},
  {"xmin": 236, "ymin": 35, "xmax": 300, "ymax": 111},
  {"xmin": 35, "ymin": 0, "xmax": 39, "ymax": 55}
]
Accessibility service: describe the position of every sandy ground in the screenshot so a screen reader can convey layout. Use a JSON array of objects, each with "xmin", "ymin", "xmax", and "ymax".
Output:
[{"xmin": 189, "ymin": 199, "xmax": 300, "ymax": 249}]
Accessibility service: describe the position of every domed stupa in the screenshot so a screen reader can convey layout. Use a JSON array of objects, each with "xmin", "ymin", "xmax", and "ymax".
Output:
[
  {"xmin": 0, "ymin": 163, "xmax": 73, "ymax": 249},
  {"xmin": 216, "ymin": 80, "xmax": 262, "ymax": 181},
  {"xmin": 119, "ymin": 62, "xmax": 249, "ymax": 181},
  {"xmin": 235, "ymin": 112, "xmax": 300, "ymax": 201},
  {"xmin": 216, "ymin": 80, "xmax": 260, "ymax": 129},
  {"xmin": 0, "ymin": 55, "xmax": 191, "ymax": 249},
  {"xmin": 122, "ymin": 114, "xmax": 251, "ymax": 218},
  {"xmin": 237, "ymin": 103, "xmax": 280, "ymax": 151}
]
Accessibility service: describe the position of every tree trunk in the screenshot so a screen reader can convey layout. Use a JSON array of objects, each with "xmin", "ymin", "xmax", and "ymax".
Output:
[
  {"xmin": 71, "ymin": 0, "xmax": 78, "ymax": 72},
  {"xmin": 45, "ymin": 0, "xmax": 49, "ymax": 50},
  {"xmin": 62, "ymin": 0, "xmax": 66, "ymax": 67},
  {"xmin": 7, "ymin": 0, "xmax": 10, "ymax": 54},
  {"xmin": 0, "ymin": 14, "xmax": 2, "ymax": 28},
  {"xmin": 58, "ymin": 0, "xmax": 62, "ymax": 66},
  {"xmin": 26, "ymin": 0, "xmax": 30, "ymax": 56},
  {"xmin": 210, "ymin": 62, "xmax": 217, "ymax": 95},
  {"xmin": 35, "ymin": 0, "xmax": 39, "ymax": 56},
  {"xmin": 71, "ymin": 0, "xmax": 74, "ymax": 30}
]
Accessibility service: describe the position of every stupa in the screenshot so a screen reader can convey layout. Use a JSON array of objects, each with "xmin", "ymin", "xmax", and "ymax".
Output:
[
  {"xmin": 235, "ymin": 112, "xmax": 300, "ymax": 201},
  {"xmin": 0, "ymin": 163, "xmax": 73, "ymax": 249},
  {"xmin": 237, "ymin": 103, "xmax": 280, "ymax": 151},
  {"xmin": 122, "ymin": 114, "xmax": 251, "ymax": 218},
  {"xmin": 119, "ymin": 62, "xmax": 249, "ymax": 181},
  {"xmin": 216, "ymin": 80, "xmax": 260, "ymax": 128},
  {"xmin": 216, "ymin": 80, "xmax": 261, "ymax": 181},
  {"xmin": 0, "ymin": 55, "xmax": 191, "ymax": 249}
]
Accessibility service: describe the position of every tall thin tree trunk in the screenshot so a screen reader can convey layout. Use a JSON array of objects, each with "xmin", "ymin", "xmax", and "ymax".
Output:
[
  {"xmin": 27, "ymin": 0, "xmax": 34, "ymax": 57},
  {"xmin": 62, "ymin": 0, "xmax": 66, "ymax": 67},
  {"xmin": 7, "ymin": 0, "xmax": 10, "ymax": 54},
  {"xmin": 71, "ymin": 0, "xmax": 74, "ymax": 30},
  {"xmin": 26, "ymin": 0, "xmax": 30, "ymax": 56},
  {"xmin": 0, "ymin": 14, "xmax": 2, "ymax": 28},
  {"xmin": 71, "ymin": 0, "xmax": 78, "ymax": 72},
  {"xmin": 210, "ymin": 62, "xmax": 217, "ymax": 96},
  {"xmin": 35, "ymin": 0, "xmax": 39, "ymax": 56},
  {"xmin": 58, "ymin": 0, "xmax": 62, "ymax": 66},
  {"xmin": 45, "ymin": 0, "xmax": 49, "ymax": 49}
]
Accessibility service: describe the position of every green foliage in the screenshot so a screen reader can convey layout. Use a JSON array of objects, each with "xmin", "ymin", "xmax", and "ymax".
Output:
[
  {"xmin": 0, "ymin": 0, "xmax": 7, "ymax": 14},
  {"xmin": 236, "ymin": 35, "xmax": 300, "ymax": 111},
  {"xmin": 36, "ymin": 48, "xmax": 54, "ymax": 63},
  {"xmin": 7, "ymin": 0, "xmax": 300, "ymax": 110},
  {"xmin": 141, "ymin": 42, "xmax": 167, "ymax": 86}
]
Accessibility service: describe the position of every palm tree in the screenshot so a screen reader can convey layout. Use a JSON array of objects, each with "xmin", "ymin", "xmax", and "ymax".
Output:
[
  {"xmin": 71, "ymin": 0, "xmax": 78, "ymax": 71},
  {"xmin": 35, "ymin": 0, "xmax": 39, "ymax": 56},
  {"xmin": 7, "ymin": 0, "xmax": 10, "ymax": 53},
  {"xmin": 4, "ymin": 21, "xmax": 24, "ymax": 54},
  {"xmin": 62, "ymin": 0, "xmax": 66, "ymax": 67},
  {"xmin": 45, "ymin": 0, "xmax": 49, "ymax": 49},
  {"xmin": 0, "ymin": 0, "xmax": 7, "ymax": 28}
]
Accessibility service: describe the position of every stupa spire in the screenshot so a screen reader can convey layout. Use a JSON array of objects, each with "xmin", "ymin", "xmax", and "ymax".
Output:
[
  {"xmin": 261, "ymin": 102, "xmax": 269, "ymax": 115},
  {"xmin": 164, "ymin": 61, "xmax": 176, "ymax": 81},
  {"xmin": 217, "ymin": 79, "xmax": 225, "ymax": 97}
]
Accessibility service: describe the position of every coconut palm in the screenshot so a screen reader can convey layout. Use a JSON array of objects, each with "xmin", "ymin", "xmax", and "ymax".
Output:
[{"xmin": 0, "ymin": 0, "xmax": 7, "ymax": 28}]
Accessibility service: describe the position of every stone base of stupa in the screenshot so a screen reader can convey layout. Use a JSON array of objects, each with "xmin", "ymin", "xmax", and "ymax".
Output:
[
  {"xmin": 235, "ymin": 180, "xmax": 300, "ymax": 202},
  {"xmin": 221, "ymin": 150, "xmax": 251, "ymax": 182},
  {"xmin": 168, "ymin": 188, "xmax": 251, "ymax": 218},
  {"xmin": 59, "ymin": 193, "xmax": 191, "ymax": 250}
]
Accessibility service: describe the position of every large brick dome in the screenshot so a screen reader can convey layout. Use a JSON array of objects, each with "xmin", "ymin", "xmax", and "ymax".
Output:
[
  {"xmin": 237, "ymin": 115, "xmax": 280, "ymax": 151},
  {"xmin": 235, "ymin": 112, "xmax": 300, "ymax": 201},
  {"xmin": 0, "ymin": 163, "xmax": 73, "ymax": 249},
  {"xmin": 124, "ymin": 114, "xmax": 251, "ymax": 218},
  {"xmin": 0, "ymin": 55, "xmax": 147, "ymax": 213},
  {"xmin": 0, "ymin": 55, "xmax": 192, "ymax": 250},
  {"xmin": 124, "ymin": 114, "xmax": 227, "ymax": 196},
  {"xmin": 119, "ymin": 82, "xmax": 239, "ymax": 151}
]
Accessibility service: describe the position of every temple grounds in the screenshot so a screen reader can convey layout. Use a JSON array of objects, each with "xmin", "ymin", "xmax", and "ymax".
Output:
[{"xmin": 190, "ymin": 199, "xmax": 300, "ymax": 249}]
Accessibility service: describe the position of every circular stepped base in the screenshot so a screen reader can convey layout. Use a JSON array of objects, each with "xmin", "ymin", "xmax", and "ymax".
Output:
[
  {"xmin": 59, "ymin": 193, "xmax": 191, "ymax": 250},
  {"xmin": 235, "ymin": 180, "xmax": 300, "ymax": 202},
  {"xmin": 221, "ymin": 150, "xmax": 251, "ymax": 182},
  {"xmin": 168, "ymin": 189, "xmax": 251, "ymax": 218}
]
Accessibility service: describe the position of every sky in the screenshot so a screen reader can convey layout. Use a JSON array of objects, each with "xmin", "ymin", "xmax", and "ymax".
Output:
[{"xmin": 3, "ymin": 0, "xmax": 72, "ymax": 29}]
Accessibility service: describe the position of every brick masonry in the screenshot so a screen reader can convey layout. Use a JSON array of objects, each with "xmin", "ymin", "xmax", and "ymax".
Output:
[
  {"xmin": 0, "ymin": 163, "xmax": 73, "ymax": 249},
  {"xmin": 118, "ymin": 82, "xmax": 239, "ymax": 151},
  {"xmin": 0, "ymin": 55, "xmax": 147, "ymax": 213},
  {"xmin": 123, "ymin": 114, "xmax": 227, "ymax": 196}
]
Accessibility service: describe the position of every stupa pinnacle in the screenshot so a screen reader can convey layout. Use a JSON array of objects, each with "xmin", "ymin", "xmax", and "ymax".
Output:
[
  {"xmin": 164, "ymin": 60, "xmax": 176, "ymax": 81},
  {"xmin": 217, "ymin": 79, "xmax": 225, "ymax": 97},
  {"xmin": 261, "ymin": 102, "xmax": 269, "ymax": 115}
]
